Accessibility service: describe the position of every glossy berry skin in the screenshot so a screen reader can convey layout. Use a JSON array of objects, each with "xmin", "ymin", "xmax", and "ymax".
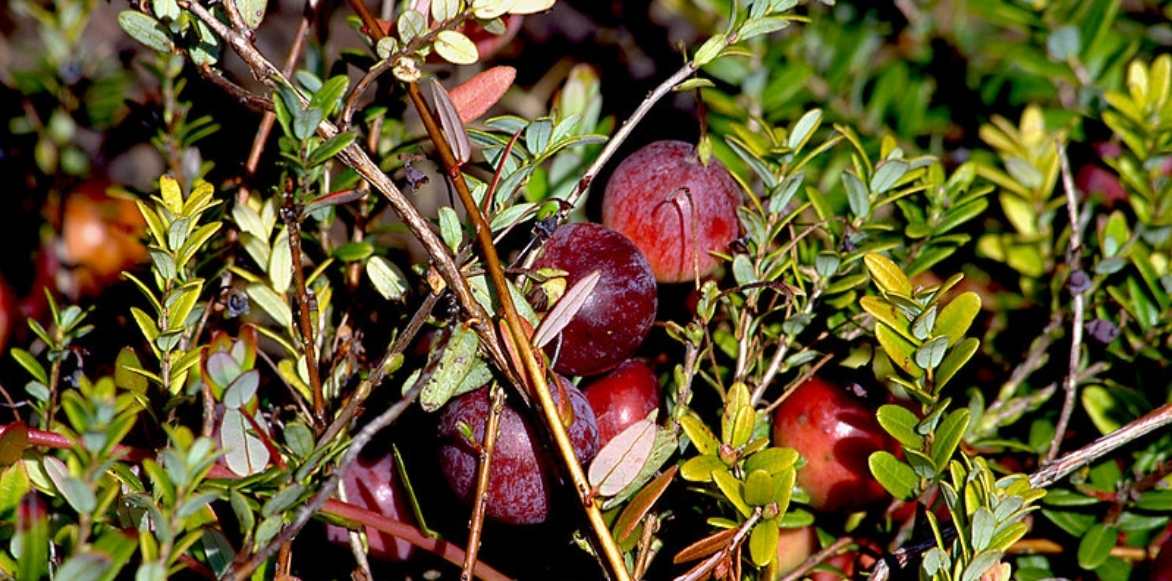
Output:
[
  {"xmin": 602, "ymin": 140, "xmax": 741, "ymax": 283},
  {"xmin": 437, "ymin": 378, "xmax": 600, "ymax": 525},
  {"xmin": 583, "ymin": 359, "xmax": 660, "ymax": 446},
  {"xmin": 533, "ymin": 223, "xmax": 657, "ymax": 377},
  {"xmin": 325, "ymin": 454, "xmax": 414, "ymax": 561},
  {"xmin": 771, "ymin": 377, "xmax": 898, "ymax": 513}
]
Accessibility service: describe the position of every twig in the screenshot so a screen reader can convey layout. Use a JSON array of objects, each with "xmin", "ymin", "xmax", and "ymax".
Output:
[
  {"xmin": 406, "ymin": 80, "xmax": 631, "ymax": 581},
  {"xmin": 194, "ymin": 65, "xmax": 273, "ymax": 112},
  {"xmin": 318, "ymin": 291, "xmax": 439, "ymax": 446},
  {"xmin": 779, "ymin": 536, "xmax": 853, "ymax": 581},
  {"xmin": 1032, "ymin": 403, "xmax": 1172, "ymax": 488},
  {"xmin": 181, "ymin": 0, "xmax": 510, "ymax": 378},
  {"xmin": 281, "ymin": 190, "xmax": 326, "ymax": 427},
  {"xmin": 229, "ymin": 380, "xmax": 426, "ymax": 580},
  {"xmin": 1047, "ymin": 145, "xmax": 1086, "ymax": 462},
  {"xmin": 674, "ymin": 510, "xmax": 761, "ymax": 581},
  {"xmin": 336, "ymin": 480, "xmax": 374, "ymax": 580},
  {"xmin": 1007, "ymin": 538, "xmax": 1147, "ymax": 561},
  {"xmin": 633, "ymin": 513, "xmax": 659, "ymax": 579},
  {"xmin": 461, "ymin": 384, "xmax": 505, "ymax": 581},
  {"xmin": 42, "ymin": 357, "xmax": 61, "ymax": 429}
]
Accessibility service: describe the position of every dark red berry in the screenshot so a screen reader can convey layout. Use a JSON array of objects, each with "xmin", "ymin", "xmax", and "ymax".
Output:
[
  {"xmin": 533, "ymin": 223, "xmax": 657, "ymax": 377},
  {"xmin": 437, "ymin": 377, "xmax": 599, "ymax": 525}
]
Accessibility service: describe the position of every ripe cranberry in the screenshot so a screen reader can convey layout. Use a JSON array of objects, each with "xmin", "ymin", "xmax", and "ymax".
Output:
[
  {"xmin": 775, "ymin": 526, "xmax": 815, "ymax": 576},
  {"xmin": 437, "ymin": 377, "xmax": 600, "ymax": 525},
  {"xmin": 771, "ymin": 377, "xmax": 898, "ymax": 513},
  {"xmin": 533, "ymin": 223, "xmax": 657, "ymax": 377},
  {"xmin": 583, "ymin": 359, "xmax": 660, "ymax": 446},
  {"xmin": 62, "ymin": 180, "xmax": 146, "ymax": 295},
  {"xmin": 602, "ymin": 140, "xmax": 741, "ymax": 283},
  {"xmin": 325, "ymin": 454, "xmax": 415, "ymax": 561}
]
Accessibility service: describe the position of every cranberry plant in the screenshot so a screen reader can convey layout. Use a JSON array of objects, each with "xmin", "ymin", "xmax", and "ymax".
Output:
[{"xmin": 0, "ymin": 0, "xmax": 1171, "ymax": 580}]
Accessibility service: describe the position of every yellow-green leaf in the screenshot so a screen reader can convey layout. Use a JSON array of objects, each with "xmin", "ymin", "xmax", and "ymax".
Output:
[
  {"xmin": 864, "ymin": 253, "xmax": 912, "ymax": 296},
  {"xmin": 748, "ymin": 520, "xmax": 779, "ymax": 566},
  {"xmin": 876, "ymin": 324, "xmax": 922, "ymax": 377},
  {"xmin": 434, "ymin": 30, "xmax": 479, "ymax": 65},
  {"xmin": 936, "ymin": 291, "xmax": 981, "ymax": 345}
]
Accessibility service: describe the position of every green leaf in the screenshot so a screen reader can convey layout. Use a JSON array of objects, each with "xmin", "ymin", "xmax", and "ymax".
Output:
[
  {"xmin": 876, "ymin": 325, "xmax": 922, "ymax": 377},
  {"xmin": 681, "ymin": 455, "xmax": 725, "ymax": 483},
  {"xmin": 936, "ymin": 291, "xmax": 981, "ymax": 345},
  {"xmin": 712, "ymin": 469, "xmax": 751, "ymax": 517},
  {"xmin": 931, "ymin": 409, "xmax": 969, "ymax": 470},
  {"xmin": 743, "ymin": 470, "xmax": 774, "ymax": 506},
  {"xmin": 868, "ymin": 451, "xmax": 918, "ymax": 500},
  {"xmin": 936, "ymin": 337, "xmax": 979, "ymax": 389},
  {"xmin": 914, "ymin": 336, "xmax": 949, "ymax": 370},
  {"xmin": 434, "ymin": 30, "xmax": 479, "ymax": 65},
  {"xmin": 1077, "ymin": 524, "xmax": 1117, "ymax": 570},
  {"xmin": 865, "ymin": 253, "xmax": 912, "ymax": 296},
  {"xmin": 420, "ymin": 325, "xmax": 481, "ymax": 412},
  {"xmin": 692, "ymin": 33, "xmax": 727, "ymax": 67},
  {"xmin": 307, "ymin": 131, "xmax": 356, "ymax": 166},
  {"xmin": 844, "ymin": 172, "xmax": 870, "ymax": 217},
  {"xmin": 431, "ymin": 0, "xmax": 460, "ymax": 21},
  {"xmin": 268, "ymin": 228, "xmax": 292, "ymax": 294},
  {"xmin": 971, "ymin": 507, "xmax": 995, "ymax": 551},
  {"xmin": 245, "ymin": 284, "xmax": 292, "ymax": 328},
  {"xmin": 877, "ymin": 405, "xmax": 923, "ymax": 448},
  {"xmin": 10, "ymin": 350, "xmax": 46, "ymax": 384},
  {"xmin": 117, "ymin": 11, "xmax": 173, "ymax": 52},
  {"xmin": 787, "ymin": 109, "xmax": 822, "ymax": 151},
  {"xmin": 366, "ymin": 256, "xmax": 407, "ymax": 301},
  {"xmin": 680, "ymin": 413, "xmax": 719, "ymax": 455},
  {"xmin": 310, "ymin": 76, "xmax": 349, "ymax": 118},
  {"xmin": 59, "ymin": 477, "xmax": 96, "ymax": 514},
  {"xmin": 234, "ymin": 0, "xmax": 267, "ymax": 28},
  {"xmin": 748, "ymin": 520, "xmax": 779, "ymax": 566},
  {"xmin": 438, "ymin": 207, "xmax": 462, "ymax": 253},
  {"xmin": 1137, "ymin": 490, "xmax": 1172, "ymax": 511},
  {"xmin": 743, "ymin": 447, "xmax": 799, "ymax": 475},
  {"xmin": 870, "ymin": 159, "xmax": 909, "ymax": 194}
]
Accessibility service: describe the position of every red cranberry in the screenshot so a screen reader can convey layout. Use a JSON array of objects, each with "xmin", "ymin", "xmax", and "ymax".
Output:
[
  {"xmin": 602, "ymin": 140, "xmax": 741, "ymax": 283},
  {"xmin": 437, "ymin": 377, "xmax": 599, "ymax": 525},
  {"xmin": 583, "ymin": 359, "xmax": 660, "ymax": 446},
  {"xmin": 325, "ymin": 454, "xmax": 415, "ymax": 561},
  {"xmin": 772, "ymin": 377, "xmax": 899, "ymax": 513},
  {"xmin": 533, "ymin": 223, "xmax": 657, "ymax": 377}
]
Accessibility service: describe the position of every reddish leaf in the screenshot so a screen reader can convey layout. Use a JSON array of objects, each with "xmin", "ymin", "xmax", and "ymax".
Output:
[
  {"xmin": 588, "ymin": 418, "xmax": 655, "ymax": 496},
  {"xmin": 673, "ymin": 526, "xmax": 737, "ymax": 564},
  {"xmin": 449, "ymin": 66, "xmax": 516, "ymax": 123},
  {"xmin": 532, "ymin": 269, "xmax": 600, "ymax": 349},
  {"xmin": 613, "ymin": 465, "xmax": 677, "ymax": 542}
]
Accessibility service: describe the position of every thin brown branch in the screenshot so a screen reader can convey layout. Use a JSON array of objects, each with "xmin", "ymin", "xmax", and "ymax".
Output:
[
  {"xmin": 1032, "ymin": 403, "xmax": 1172, "ymax": 488},
  {"xmin": 282, "ymin": 190, "xmax": 326, "ymax": 427},
  {"xmin": 406, "ymin": 80, "xmax": 631, "ymax": 581},
  {"xmin": 318, "ymin": 291, "xmax": 440, "ymax": 446},
  {"xmin": 194, "ymin": 65, "xmax": 272, "ymax": 112},
  {"xmin": 461, "ymin": 383, "xmax": 505, "ymax": 581},
  {"xmin": 239, "ymin": 2, "xmax": 316, "ymax": 203},
  {"xmin": 1047, "ymin": 145, "xmax": 1087, "ymax": 462}
]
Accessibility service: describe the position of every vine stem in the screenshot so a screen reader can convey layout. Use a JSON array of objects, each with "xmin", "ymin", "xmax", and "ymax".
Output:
[
  {"xmin": 1046, "ymin": 144, "xmax": 1086, "ymax": 462},
  {"xmin": 282, "ymin": 189, "xmax": 327, "ymax": 427},
  {"xmin": 405, "ymin": 80, "xmax": 631, "ymax": 581},
  {"xmin": 461, "ymin": 384, "xmax": 505, "ymax": 581}
]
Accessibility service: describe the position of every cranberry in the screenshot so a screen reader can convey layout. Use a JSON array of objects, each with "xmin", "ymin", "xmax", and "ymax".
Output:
[{"xmin": 533, "ymin": 223, "xmax": 657, "ymax": 377}]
